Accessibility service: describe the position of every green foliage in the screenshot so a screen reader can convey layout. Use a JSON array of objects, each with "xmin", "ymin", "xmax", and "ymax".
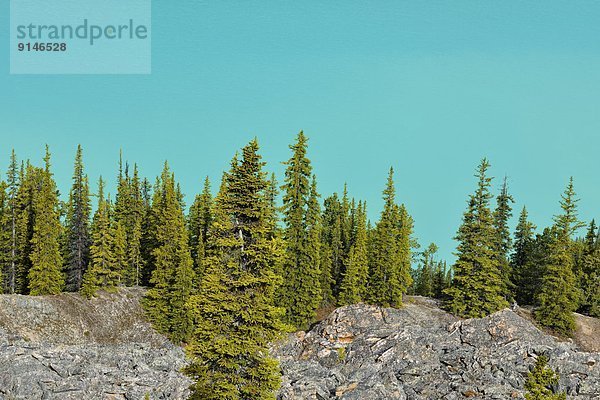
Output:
[
  {"xmin": 535, "ymin": 179, "xmax": 582, "ymax": 336},
  {"xmin": 511, "ymin": 207, "xmax": 538, "ymax": 305},
  {"xmin": 579, "ymin": 220, "xmax": 600, "ymax": 316},
  {"xmin": 114, "ymin": 158, "xmax": 145, "ymax": 287},
  {"xmin": 0, "ymin": 181, "xmax": 9, "ymax": 293},
  {"xmin": 338, "ymin": 201, "xmax": 368, "ymax": 305},
  {"xmin": 524, "ymin": 355, "xmax": 566, "ymax": 400},
  {"xmin": 320, "ymin": 193, "xmax": 344, "ymax": 305},
  {"xmin": 444, "ymin": 159, "xmax": 508, "ymax": 318},
  {"xmin": 188, "ymin": 176, "xmax": 213, "ymax": 283},
  {"xmin": 81, "ymin": 178, "xmax": 120, "ymax": 298},
  {"xmin": 3, "ymin": 150, "xmax": 19, "ymax": 294},
  {"xmin": 143, "ymin": 163, "xmax": 196, "ymax": 344},
  {"xmin": 279, "ymin": 132, "xmax": 322, "ymax": 329},
  {"xmin": 493, "ymin": 177, "xmax": 515, "ymax": 301},
  {"xmin": 367, "ymin": 168, "xmax": 413, "ymax": 307},
  {"xmin": 64, "ymin": 145, "xmax": 92, "ymax": 292},
  {"xmin": 28, "ymin": 147, "xmax": 65, "ymax": 296},
  {"xmin": 413, "ymin": 243, "xmax": 445, "ymax": 298},
  {"xmin": 15, "ymin": 162, "xmax": 41, "ymax": 294},
  {"xmin": 185, "ymin": 139, "xmax": 284, "ymax": 400}
]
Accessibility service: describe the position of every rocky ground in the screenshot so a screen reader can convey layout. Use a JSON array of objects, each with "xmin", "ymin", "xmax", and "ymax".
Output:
[
  {"xmin": 0, "ymin": 289, "xmax": 191, "ymax": 400},
  {"xmin": 0, "ymin": 291, "xmax": 598, "ymax": 399},
  {"xmin": 274, "ymin": 297, "xmax": 600, "ymax": 399}
]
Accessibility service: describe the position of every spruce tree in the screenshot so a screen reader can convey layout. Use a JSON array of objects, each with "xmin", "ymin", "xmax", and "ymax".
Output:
[
  {"xmin": 28, "ymin": 147, "xmax": 64, "ymax": 295},
  {"xmin": 5, "ymin": 150, "xmax": 19, "ymax": 293},
  {"xmin": 444, "ymin": 159, "xmax": 508, "ymax": 318},
  {"xmin": 185, "ymin": 139, "xmax": 284, "ymax": 400},
  {"xmin": 0, "ymin": 181, "xmax": 8, "ymax": 293},
  {"xmin": 264, "ymin": 173, "xmax": 280, "ymax": 237},
  {"xmin": 320, "ymin": 193, "xmax": 343, "ymax": 305},
  {"xmin": 126, "ymin": 165, "xmax": 144, "ymax": 286},
  {"xmin": 279, "ymin": 132, "xmax": 322, "ymax": 329},
  {"xmin": 367, "ymin": 168, "xmax": 413, "ymax": 307},
  {"xmin": 142, "ymin": 163, "xmax": 195, "ymax": 343},
  {"xmin": 432, "ymin": 260, "xmax": 449, "ymax": 299},
  {"xmin": 338, "ymin": 201, "xmax": 368, "ymax": 305},
  {"xmin": 188, "ymin": 176, "xmax": 212, "ymax": 281},
  {"xmin": 139, "ymin": 177, "xmax": 155, "ymax": 286},
  {"xmin": 64, "ymin": 145, "xmax": 92, "ymax": 291},
  {"xmin": 414, "ymin": 243, "xmax": 438, "ymax": 297},
  {"xmin": 511, "ymin": 207, "xmax": 538, "ymax": 305},
  {"xmin": 580, "ymin": 220, "xmax": 600, "ymax": 316},
  {"xmin": 114, "ymin": 157, "xmax": 144, "ymax": 286},
  {"xmin": 524, "ymin": 355, "xmax": 566, "ymax": 400},
  {"xmin": 81, "ymin": 178, "xmax": 120, "ymax": 297},
  {"xmin": 15, "ymin": 162, "xmax": 41, "ymax": 294},
  {"xmin": 535, "ymin": 178, "xmax": 583, "ymax": 336},
  {"xmin": 493, "ymin": 177, "xmax": 514, "ymax": 300}
]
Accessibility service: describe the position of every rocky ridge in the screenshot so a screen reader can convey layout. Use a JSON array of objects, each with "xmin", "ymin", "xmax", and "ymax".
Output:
[
  {"xmin": 0, "ymin": 291, "xmax": 598, "ymax": 399},
  {"xmin": 0, "ymin": 289, "xmax": 191, "ymax": 400},
  {"xmin": 274, "ymin": 297, "xmax": 600, "ymax": 399}
]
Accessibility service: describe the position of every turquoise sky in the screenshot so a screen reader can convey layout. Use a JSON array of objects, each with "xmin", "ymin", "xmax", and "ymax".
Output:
[{"xmin": 1, "ymin": 1, "xmax": 599, "ymax": 262}]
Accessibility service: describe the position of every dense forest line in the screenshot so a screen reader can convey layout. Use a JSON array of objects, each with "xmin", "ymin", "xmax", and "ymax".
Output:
[{"xmin": 0, "ymin": 132, "xmax": 598, "ymax": 399}]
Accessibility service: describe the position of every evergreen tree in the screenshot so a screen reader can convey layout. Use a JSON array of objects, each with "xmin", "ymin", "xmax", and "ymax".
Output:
[
  {"xmin": 0, "ymin": 181, "xmax": 8, "ymax": 293},
  {"xmin": 367, "ymin": 168, "xmax": 413, "ymax": 307},
  {"xmin": 185, "ymin": 140, "xmax": 284, "ymax": 400},
  {"xmin": 511, "ymin": 207, "xmax": 538, "ymax": 305},
  {"xmin": 188, "ymin": 176, "xmax": 212, "ymax": 281},
  {"xmin": 279, "ymin": 132, "xmax": 322, "ymax": 329},
  {"xmin": 432, "ymin": 260, "xmax": 450, "ymax": 299},
  {"xmin": 493, "ymin": 177, "xmax": 514, "ymax": 300},
  {"xmin": 28, "ymin": 147, "xmax": 64, "ymax": 295},
  {"xmin": 114, "ymin": 157, "xmax": 144, "ymax": 286},
  {"xmin": 414, "ymin": 243, "xmax": 438, "ymax": 297},
  {"xmin": 338, "ymin": 201, "xmax": 368, "ymax": 305},
  {"xmin": 139, "ymin": 177, "xmax": 155, "ymax": 286},
  {"xmin": 264, "ymin": 173, "xmax": 280, "ymax": 237},
  {"xmin": 535, "ymin": 178, "xmax": 583, "ymax": 336},
  {"xmin": 126, "ymin": 165, "xmax": 144, "ymax": 286},
  {"xmin": 4, "ymin": 151, "xmax": 19, "ymax": 294},
  {"xmin": 578, "ymin": 220, "xmax": 600, "ymax": 317},
  {"xmin": 81, "ymin": 178, "xmax": 120, "ymax": 297},
  {"xmin": 64, "ymin": 145, "xmax": 92, "ymax": 291},
  {"xmin": 320, "ymin": 193, "xmax": 343, "ymax": 305},
  {"xmin": 143, "ymin": 163, "xmax": 195, "ymax": 343},
  {"xmin": 444, "ymin": 159, "xmax": 508, "ymax": 318},
  {"xmin": 15, "ymin": 162, "xmax": 41, "ymax": 294},
  {"xmin": 524, "ymin": 356, "xmax": 566, "ymax": 400}
]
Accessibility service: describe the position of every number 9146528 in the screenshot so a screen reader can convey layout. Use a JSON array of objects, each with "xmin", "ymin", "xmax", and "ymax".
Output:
[{"xmin": 18, "ymin": 43, "xmax": 67, "ymax": 51}]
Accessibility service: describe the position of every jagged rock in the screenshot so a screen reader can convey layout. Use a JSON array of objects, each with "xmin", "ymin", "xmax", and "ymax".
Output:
[
  {"xmin": 1, "ymin": 290, "xmax": 599, "ymax": 399},
  {"xmin": 274, "ymin": 298, "xmax": 600, "ymax": 399},
  {"xmin": 0, "ymin": 289, "xmax": 191, "ymax": 400}
]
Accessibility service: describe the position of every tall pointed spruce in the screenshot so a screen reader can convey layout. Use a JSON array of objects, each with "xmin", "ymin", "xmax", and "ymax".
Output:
[
  {"xmin": 142, "ymin": 163, "xmax": 195, "ymax": 344},
  {"xmin": 185, "ymin": 139, "xmax": 285, "ymax": 400},
  {"xmin": 444, "ymin": 159, "xmax": 508, "ymax": 317},
  {"xmin": 579, "ymin": 220, "xmax": 600, "ymax": 317},
  {"xmin": 28, "ymin": 147, "xmax": 64, "ymax": 295},
  {"xmin": 338, "ymin": 200, "xmax": 368, "ymax": 305},
  {"xmin": 5, "ymin": 150, "xmax": 19, "ymax": 293},
  {"xmin": 64, "ymin": 145, "xmax": 92, "ymax": 291},
  {"xmin": 367, "ymin": 168, "xmax": 413, "ymax": 307},
  {"xmin": 81, "ymin": 178, "xmax": 120, "ymax": 297},
  {"xmin": 511, "ymin": 207, "xmax": 538, "ymax": 305},
  {"xmin": 188, "ymin": 176, "xmax": 212, "ymax": 281},
  {"xmin": 493, "ymin": 177, "xmax": 514, "ymax": 300},
  {"xmin": 279, "ymin": 131, "xmax": 322, "ymax": 329},
  {"xmin": 535, "ymin": 178, "xmax": 583, "ymax": 335}
]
